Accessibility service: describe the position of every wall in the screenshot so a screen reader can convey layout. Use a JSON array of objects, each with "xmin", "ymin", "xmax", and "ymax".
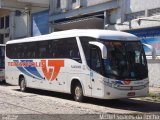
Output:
[
  {"xmin": 17, "ymin": 0, "xmax": 49, "ymax": 4},
  {"xmin": 0, "ymin": 9, "xmax": 10, "ymax": 17},
  {"xmin": 14, "ymin": 15, "xmax": 28, "ymax": 38},
  {"xmin": 32, "ymin": 10, "xmax": 49, "ymax": 36},
  {"xmin": 109, "ymin": 0, "xmax": 125, "ymax": 24},
  {"xmin": 106, "ymin": 0, "xmax": 160, "ymax": 31},
  {"xmin": 125, "ymin": 0, "xmax": 160, "ymax": 14},
  {"xmin": 49, "ymin": 0, "xmax": 115, "ymax": 14},
  {"xmin": 85, "ymin": 0, "xmax": 113, "ymax": 6},
  {"xmin": 148, "ymin": 60, "xmax": 160, "ymax": 87}
]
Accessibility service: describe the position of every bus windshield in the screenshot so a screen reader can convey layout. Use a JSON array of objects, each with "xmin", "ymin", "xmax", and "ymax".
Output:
[
  {"xmin": 0, "ymin": 46, "xmax": 5, "ymax": 68},
  {"xmin": 103, "ymin": 41, "xmax": 148, "ymax": 80}
]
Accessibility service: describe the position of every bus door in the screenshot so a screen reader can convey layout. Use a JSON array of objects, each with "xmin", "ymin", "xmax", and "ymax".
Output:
[{"xmin": 90, "ymin": 45, "xmax": 104, "ymax": 97}]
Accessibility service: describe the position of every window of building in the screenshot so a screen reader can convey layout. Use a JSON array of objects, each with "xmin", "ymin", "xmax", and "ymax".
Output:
[
  {"xmin": 57, "ymin": 0, "xmax": 60, "ymax": 8},
  {"xmin": 125, "ymin": 11, "xmax": 145, "ymax": 21},
  {"xmin": 0, "ymin": 16, "xmax": 9, "ymax": 43},
  {"xmin": 5, "ymin": 33, "xmax": 9, "ymax": 38},
  {"xmin": 0, "ymin": 34, "xmax": 4, "ymax": 44},
  {"xmin": 148, "ymin": 7, "xmax": 160, "ymax": 16},
  {"xmin": 0, "ymin": 17, "xmax": 4, "ymax": 29},
  {"xmin": 5, "ymin": 16, "xmax": 9, "ymax": 28},
  {"xmin": 72, "ymin": 0, "xmax": 76, "ymax": 3},
  {"xmin": 0, "ymin": 16, "xmax": 9, "ymax": 29}
]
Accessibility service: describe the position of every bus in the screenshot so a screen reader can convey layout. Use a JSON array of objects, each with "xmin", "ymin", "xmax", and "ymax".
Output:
[
  {"xmin": 5, "ymin": 29, "xmax": 149, "ymax": 101},
  {"xmin": 0, "ymin": 44, "xmax": 5, "ymax": 82}
]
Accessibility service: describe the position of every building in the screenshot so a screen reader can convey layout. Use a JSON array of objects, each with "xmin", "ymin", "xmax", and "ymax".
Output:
[
  {"xmin": 49, "ymin": 0, "xmax": 120, "ymax": 31},
  {"xmin": 0, "ymin": 0, "xmax": 49, "ymax": 43}
]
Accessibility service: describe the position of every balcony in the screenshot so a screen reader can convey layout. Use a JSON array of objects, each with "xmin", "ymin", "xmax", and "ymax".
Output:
[{"xmin": 0, "ymin": 0, "xmax": 49, "ymax": 10}]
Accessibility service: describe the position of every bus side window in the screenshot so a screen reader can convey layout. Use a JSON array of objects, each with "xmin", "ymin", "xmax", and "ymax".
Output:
[
  {"xmin": 15, "ymin": 45, "xmax": 21, "ymax": 59},
  {"xmin": 22, "ymin": 42, "xmax": 37, "ymax": 59},
  {"xmin": 54, "ymin": 41, "xmax": 65, "ymax": 58},
  {"xmin": 6, "ymin": 44, "xmax": 15, "ymax": 59},
  {"xmin": 38, "ymin": 41, "xmax": 48, "ymax": 58},
  {"xmin": 48, "ymin": 40, "xmax": 57, "ymax": 58},
  {"xmin": 68, "ymin": 38, "xmax": 81, "ymax": 62},
  {"xmin": 53, "ymin": 38, "xmax": 82, "ymax": 63}
]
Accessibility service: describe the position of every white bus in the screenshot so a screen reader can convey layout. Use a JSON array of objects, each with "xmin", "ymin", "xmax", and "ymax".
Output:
[
  {"xmin": 0, "ymin": 44, "xmax": 5, "ymax": 82},
  {"xmin": 5, "ymin": 29, "xmax": 149, "ymax": 101}
]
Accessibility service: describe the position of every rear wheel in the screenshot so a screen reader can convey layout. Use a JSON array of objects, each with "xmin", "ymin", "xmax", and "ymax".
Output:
[
  {"xmin": 1, "ymin": 80, "xmax": 6, "ymax": 84},
  {"xmin": 20, "ymin": 77, "xmax": 26, "ymax": 92},
  {"xmin": 73, "ymin": 83, "xmax": 84, "ymax": 102}
]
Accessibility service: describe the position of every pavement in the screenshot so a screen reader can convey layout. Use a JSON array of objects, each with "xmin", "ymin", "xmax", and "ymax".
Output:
[
  {"xmin": 0, "ymin": 83, "xmax": 160, "ymax": 120},
  {"xmin": 150, "ymin": 87, "xmax": 160, "ymax": 96},
  {"xmin": 0, "ymin": 84, "xmax": 160, "ymax": 115}
]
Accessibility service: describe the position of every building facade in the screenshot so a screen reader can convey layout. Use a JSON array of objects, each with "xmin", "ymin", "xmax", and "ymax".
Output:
[
  {"xmin": 49, "ymin": 0, "xmax": 120, "ymax": 31},
  {"xmin": 0, "ymin": 0, "xmax": 49, "ymax": 43},
  {"xmin": 49, "ymin": 0, "xmax": 160, "ymax": 31}
]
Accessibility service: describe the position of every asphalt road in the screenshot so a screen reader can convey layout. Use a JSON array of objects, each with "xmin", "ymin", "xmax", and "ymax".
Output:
[{"xmin": 0, "ymin": 83, "xmax": 159, "ymax": 120}]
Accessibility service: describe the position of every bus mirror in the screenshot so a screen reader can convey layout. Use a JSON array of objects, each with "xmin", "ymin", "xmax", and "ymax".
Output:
[
  {"xmin": 143, "ymin": 43, "xmax": 156, "ymax": 60},
  {"xmin": 89, "ymin": 41, "xmax": 107, "ymax": 59}
]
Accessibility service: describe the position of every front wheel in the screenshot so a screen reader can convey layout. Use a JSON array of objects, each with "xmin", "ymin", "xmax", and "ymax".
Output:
[
  {"xmin": 73, "ymin": 83, "xmax": 84, "ymax": 102},
  {"xmin": 20, "ymin": 77, "xmax": 26, "ymax": 92}
]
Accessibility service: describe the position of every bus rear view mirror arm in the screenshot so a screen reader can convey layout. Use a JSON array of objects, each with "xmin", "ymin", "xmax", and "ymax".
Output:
[{"xmin": 89, "ymin": 41, "xmax": 107, "ymax": 59}]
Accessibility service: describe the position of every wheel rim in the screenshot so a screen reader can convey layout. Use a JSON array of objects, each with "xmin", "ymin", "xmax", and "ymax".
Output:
[
  {"xmin": 20, "ymin": 79, "xmax": 26, "ymax": 91},
  {"xmin": 75, "ymin": 86, "xmax": 82, "ymax": 98}
]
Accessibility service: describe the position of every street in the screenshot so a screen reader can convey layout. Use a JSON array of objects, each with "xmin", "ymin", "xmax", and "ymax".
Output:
[{"xmin": 0, "ymin": 83, "xmax": 159, "ymax": 115}]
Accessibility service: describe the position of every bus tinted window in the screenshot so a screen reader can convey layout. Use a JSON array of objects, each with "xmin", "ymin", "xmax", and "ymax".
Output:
[
  {"xmin": 6, "ymin": 37, "xmax": 81, "ymax": 62},
  {"xmin": 6, "ymin": 43, "xmax": 37, "ymax": 59},
  {"xmin": 54, "ymin": 38, "xmax": 81, "ymax": 63},
  {"xmin": 25, "ymin": 43, "xmax": 37, "ymax": 59},
  {"xmin": 48, "ymin": 40, "xmax": 57, "ymax": 58},
  {"xmin": 6, "ymin": 44, "xmax": 15, "ymax": 58},
  {"xmin": 38, "ymin": 41, "xmax": 48, "ymax": 58}
]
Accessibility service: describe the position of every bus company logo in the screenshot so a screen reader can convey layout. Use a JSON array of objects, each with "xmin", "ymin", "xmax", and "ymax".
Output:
[
  {"xmin": 41, "ymin": 60, "xmax": 64, "ymax": 81},
  {"xmin": 8, "ymin": 60, "xmax": 64, "ymax": 81}
]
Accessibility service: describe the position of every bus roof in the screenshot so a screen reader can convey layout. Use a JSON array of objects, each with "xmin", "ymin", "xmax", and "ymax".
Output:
[{"xmin": 7, "ymin": 29, "xmax": 139, "ymax": 44}]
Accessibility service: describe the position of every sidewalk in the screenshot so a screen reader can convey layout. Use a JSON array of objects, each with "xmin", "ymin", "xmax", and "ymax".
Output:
[{"xmin": 149, "ymin": 87, "xmax": 160, "ymax": 96}]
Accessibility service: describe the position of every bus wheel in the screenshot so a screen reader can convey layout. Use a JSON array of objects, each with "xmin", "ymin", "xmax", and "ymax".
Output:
[
  {"xmin": 73, "ymin": 83, "xmax": 84, "ymax": 102},
  {"xmin": 20, "ymin": 77, "xmax": 26, "ymax": 92}
]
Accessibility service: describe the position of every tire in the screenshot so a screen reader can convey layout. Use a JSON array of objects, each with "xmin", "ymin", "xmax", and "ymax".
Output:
[
  {"xmin": 73, "ymin": 83, "xmax": 84, "ymax": 102},
  {"xmin": 1, "ymin": 80, "xmax": 6, "ymax": 84},
  {"xmin": 2, "ymin": 80, "xmax": 6, "ymax": 84},
  {"xmin": 20, "ymin": 77, "xmax": 26, "ymax": 92}
]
